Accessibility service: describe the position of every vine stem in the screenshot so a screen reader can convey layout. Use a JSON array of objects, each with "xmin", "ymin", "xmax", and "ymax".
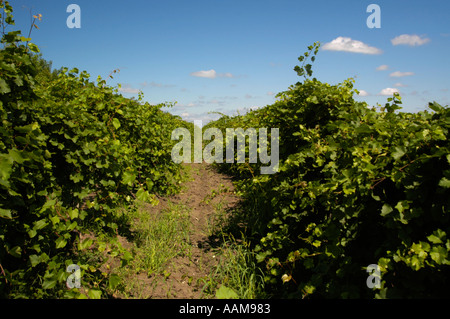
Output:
[
  {"xmin": 0, "ymin": 263, "xmax": 8, "ymax": 283},
  {"xmin": 25, "ymin": 9, "xmax": 36, "ymax": 50}
]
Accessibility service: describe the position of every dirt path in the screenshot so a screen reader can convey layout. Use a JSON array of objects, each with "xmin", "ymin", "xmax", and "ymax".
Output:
[{"xmin": 118, "ymin": 163, "xmax": 240, "ymax": 298}]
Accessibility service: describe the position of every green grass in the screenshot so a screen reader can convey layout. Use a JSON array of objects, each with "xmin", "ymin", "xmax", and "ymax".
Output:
[
  {"xmin": 199, "ymin": 233, "xmax": 266, "ymax": 299},
  {"xmin": 200, "ymin": 186, "xmax": 266, "ymax": 299},
  {"xmin": 112, "ymin": 201, "xmax": 192, "ymax": 298},
  {"xmin": 131, "ymin": 202, "xmax": 192, "ymax": 276}
]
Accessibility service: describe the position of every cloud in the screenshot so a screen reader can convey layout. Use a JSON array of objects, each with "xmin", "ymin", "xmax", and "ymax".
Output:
[
  {"xmin": 177, "ymin": 111, "xmax": 223, "ymax": 125},
  {"xmin": 190, "ymin": 69, "xmax": 217, "ymax": 78},
  {"xmin": 391, "ymin": 34, "xmax": 430, "ymax": 46},
  {"xmin": 394, "ymin": 82, "xmax": 408, "ymax": 87},
  {"xmin": 118, "ymin": 84, "xmax": 140, "ymax": 94},
  {"xmin": 221, "ymin": 72, "xmax": 234, "ymax": 78},
  {"xmin": 267, "ymin": 91, "xmax": 275, "ymax": 96},
  {"xmin": 190, "ymin": 69, "xmax": 234, "ymax": 79},
  {"xmin": 379, "ymin": 88, "xmax": 400, "ymax": 96},
  {"xmin": 322, "ymin": 37, "xmax": 383, "ymax": 54},
  {"xmin": 358, "ymin": 90, "xmax": 370, "ymax": 96},
  {"xmin": 207, "ymin": 99, "xmax": 226, "ymax": 106},
  {"xmin": 390, "ymin": 71, "xmax": 414, "ymax": 77},
  {"xmin": 140, "ymin": 81, "xmax": 175, "ymax": 88},
  {"xmin": 376, "ymin": 64, "xmax": 389, "ymax": 71}
]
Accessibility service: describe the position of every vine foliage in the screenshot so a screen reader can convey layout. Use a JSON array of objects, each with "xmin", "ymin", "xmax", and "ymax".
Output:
[
  {"xmin": 210, "ymin": 42, "xmax": 450, "ymax": 298},
  {"xmin": 0, "ymin": 2, "xmax": 189, "ymax": 298}
]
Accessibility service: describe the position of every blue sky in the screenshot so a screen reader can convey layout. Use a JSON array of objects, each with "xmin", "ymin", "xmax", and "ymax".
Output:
[{"xmin": 9, "ymin": 0, "xmax": 450, "ymax": 124}]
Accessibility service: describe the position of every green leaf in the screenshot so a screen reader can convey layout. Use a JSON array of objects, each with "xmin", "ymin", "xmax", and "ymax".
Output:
[
  {"xmin": 395, "ymin": 200, "xmax": 409, "ymax": 213},
  {"xmin": 281, "ymin": 274, "xmax": 292, "ymax": 283},
  {"xmin": 42, "ymin": 278, "xmax": 57, "ymax": 290},
  {"xmin": 8, "ymin": 149, "xmax": 25, "ymax": 163},
  {"xmin": 34, "ymin": 219, "xmax": 48, "ymax": 230},
  {"xmin": 136, "ymin": 187, "xmax": 151, "ymax": 202},
  {"xmin": 430, "ymin": 246, "xmax": 448, "ymax": 264},
  {"xmin": 108, "ymin": 274, "xmax": 121, "ymax": 290},
  {"xmin": 381, "ymin": 204, "xmax": 393, "ymax": 216},
  {"xmin": 28, "ymin": 42, "xmax": 40, "ymax": 53},
  {"xmin": 215, "ymin": 285, "xmax": 239, "ymax": 299},
  {"xmin": 0, "ymin": 208, "xmax": 12, "ymax": 219},
  {"xmin": 427, "ymin": 229, "xmax": 446, "ymax": 244},
  {"xmin": 40, "ymin": 199, "xmax": 56, "ymax": 213},
  {"xmin": 9, "ymin": 246, "xmax": 22, "ymax": 258},
  {"xmin": 120, "ymin": 251, "xmax": 133, "ymax": 266},
  {"xmin": 355, "ymin": 124, "xmax": 372, "ymax": 134},
  {"xmin": 438, "ymin": 177, "xmax": 450, "ymax": 188},
  {"xmin": 0, "ymin": 154, "xmax": 13, "ymax": 181},
  {"xmin": 112, "ymin": 118, "xmax": 121, "ymax": 130},
  {"xmin": 122, "ymin": 171, "xmax": 136, "ymax": 186},
  {"xmin": 303, "ymin": 284, "xmax": 316, "ymax": 295},
  {"xmin": 392, "ymin": 146, "xmax": 406, "ymax": 161},
  {"xmin": 88, "ymin": 288, "xmax": 102, "ymax": 299},
  {"xmin": 55, "ymin": 237, "xmax": 67, "ymax": 249},
  {"xmin": 0, "ymin": 78, "xmax": 11, "ymax": 94},
  {"xmin": 79, "ymin": 238, "xmax": 93, "ymax": 250},
  {"xmin": 68, "ymin": 208, "xmax": 79, "ymax": 220},
  {"xmin": 28, "ymin": 228, "xmax": 37, "ymax": 238},
  {"xmin": 428, "ymin": 234, "xmax": 443, "ymax": 244},
  {"xmin": 428, "ymin": 102, "xmax": 444, "ymax": 113},
  {"xmin": 307, "ymin": 96, "xmax": 319, "ymax": 104},
  {"xmin": 29, "ymin": 254, "xmax": 41, "ymax": 267}
]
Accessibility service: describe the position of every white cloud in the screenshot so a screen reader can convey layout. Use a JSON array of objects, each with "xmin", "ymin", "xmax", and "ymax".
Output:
[
  {"xmin": 379, "ymin": 88, "xmax": 400, "ymax": 96},
  {"xmin": 394, "ymin": 82, "xmax": 408, "ymax": 87},
  {"xmin": 181, "ymin": 112, "xmax": 190, "ymax": 117},
  {"xmin": 391, "ymin": 34, "xmax": 430, "ymax": 46},
  {"xmin": 178, "ymin": 111, "xmax": 222, "ymax": 126},
  {"xmin": 190, "ymin": 69, "xmax": 217, "ymax": 78},
  {"xmin": 322, "ymin": 37, "xmax": 383, "ymax": 55},
  {"xmin": 376, "ymin": 64, "xmax": 389, "ymax": 71},
  {"xmin": 190, "ymin": 69, "xmax": 234, "ymax": 79},
  {"xmin": 118, "ymin": 84, "xmax": 140, "ymax": 94},
  {"xmin": 358, "ymin": 90, "xmax": 370, "ymax": 96},
  {"xmin": 390, "ymin": 71, "xmax": 414, "ymax": 77}
]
